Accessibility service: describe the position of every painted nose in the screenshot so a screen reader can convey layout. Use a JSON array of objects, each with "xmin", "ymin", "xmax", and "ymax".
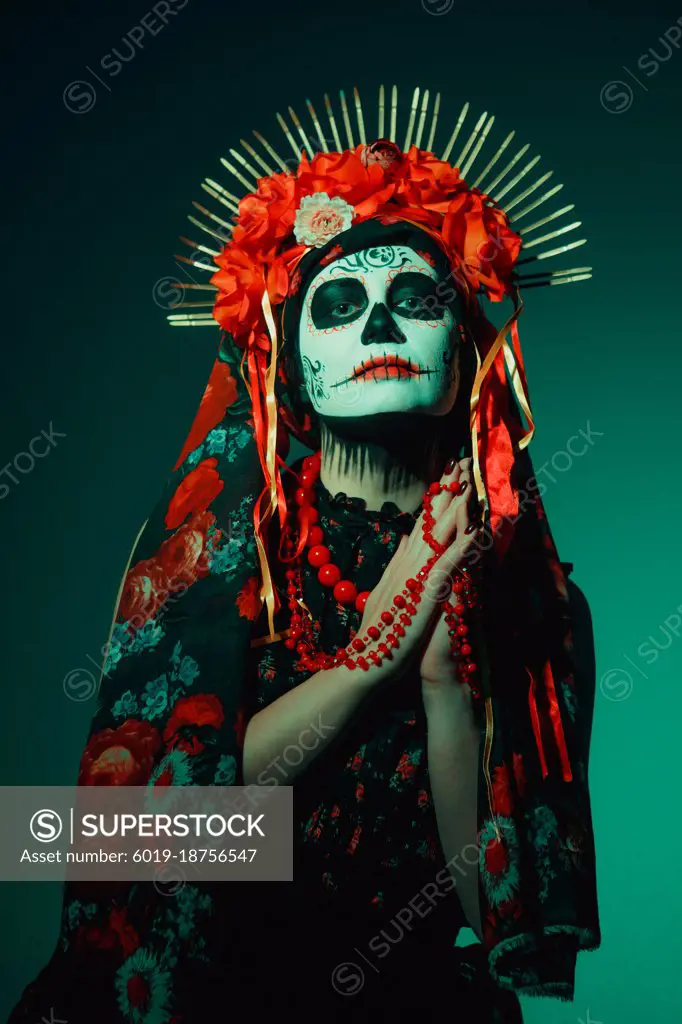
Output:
[{"xmin": 360, "ymin": 302, "xmax": 407, "ymax": 347}]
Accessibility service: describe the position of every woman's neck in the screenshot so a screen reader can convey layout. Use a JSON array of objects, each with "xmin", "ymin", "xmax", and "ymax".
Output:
[{"xmin": 317, "ymin": 417, "xmax": 446, "ymax": 514}]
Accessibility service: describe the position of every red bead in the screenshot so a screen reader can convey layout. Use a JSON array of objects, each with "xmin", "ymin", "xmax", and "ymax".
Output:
[
  {"xmin": 355, "ymin": 591, "xmax": 370, "ymax": 614},
  {"xmin": 399, "ymin": 613, "xmax": 411, "ymax": 625},
  {"xmin": 352, "ymin": 638, "xmax": 366, "ymax": 652},
  {"xmin": 428, "ymin": 481, "xmax": 442, "ymax": 495},
  {"xmin": 295, "ymin": 487, "xmax": 314, "ymax": 506},
  {"xmin": 298, "ymin": 505, "xmax": 319, "ymax": 525},
  {"xmin": 289, "ymin": 625, "xmax": 302, "ymax": 639},
  {"xmin": 461, "ymin": 643, "xmax": 472, "ymax": 656},
  {"xmin": 378, "ymin": 643, "xmax": 389, "ymax": 654},
  {"xmin": 302, "ymin": 455, "xmax": 318, "ymax": 473},
  {"xmin": 299, "ymin": 471, "xmax": 316, "ymax": 489},
  {"xmin": 357, "ymin": 657, "xmax": 370, "ymax": 671},
  {"xmin": 394, "ymin": 595, "xmax": 406, "ymax": 608},
  {"xmin": 456, "ymin": 623, "xmax": 468, "ymax": 635},
  {"xmin": 284, "ymin": 638, "xmax": 296, "ymax": 649},
  {"xmin": 286, "ymin": 585, "xmax": 297, "ymax": 596},
  {"xmin": 318, "ymin": 563, "xmax": 342, "ymax": 587},
  {"xmin": 453, "ymin": 580, "xmax": 465, "ymax": 594},
  {"xmin": 465, "ymin": 662, "xmax": 477, "ymax": 674},
  {"xmin": 394, "ymin": 624, "xmax": 406, "ymax": 637},
  {"xmin": 285, "ymin": 569, "xmax": 296, "ymax": 580},
  {"xmin": 381, "ymin": 611, "xmax": 394, "ymax": 624},
  {"xmin": 454, "ymin": 603, "xmax": 466, "ymax": 616},
  {"xmin": 308, "ymin": 544, "xmax": 331, "ymax": 568},
  {"xmin": 344, "ymin": 659, "xmax": 357, "ymax": 671},
  {"xmin": 405, "ymin": 603, "xmax": 416, "ymax": 616},
  {"xmin": 367, "ymin": 625, "xmax": 381, "ymax": 641},
  {"xmin": 308, "ymin": 526, "xmax": 324, "ymax": 546},
  {"xmin": 296, "ymin": 642, "xmax": 308, "ymax": 655},
  {"xmin": 333, "ymin": 579, "xmax": 357, "ymax": 604},
  {"xmin": 406, "ymin": 578, "xmax": 420, "ymax": 592}
]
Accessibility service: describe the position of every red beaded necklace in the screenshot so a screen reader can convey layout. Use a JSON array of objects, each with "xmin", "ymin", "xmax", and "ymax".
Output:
[{"xmin": 283, "ymin": 451, "xmax": 482, "ymax": 700}]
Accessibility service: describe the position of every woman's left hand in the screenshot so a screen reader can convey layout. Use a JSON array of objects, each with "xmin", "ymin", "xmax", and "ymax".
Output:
[{"xmin": 419, "ymin": 457, "xmax": 482, "ymax": 698}]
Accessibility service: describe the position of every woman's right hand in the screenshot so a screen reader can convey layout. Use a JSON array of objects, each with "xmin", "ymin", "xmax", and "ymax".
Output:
[{"xmin": 350, "ymin": 457, "xmax": 479, "ymax": 684}]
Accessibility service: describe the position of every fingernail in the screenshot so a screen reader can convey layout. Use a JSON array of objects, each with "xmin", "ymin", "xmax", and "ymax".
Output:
[
  {"xmin": 465, "ymin": 522, "xmax": 477, "ymax": 534},
  {"xmin": 457, "ymin": 480, "xmax": 468, "ymax": 495},
  {"xmin": 445, "ymin": 458, "xmax": 456, "ymax": 474}
]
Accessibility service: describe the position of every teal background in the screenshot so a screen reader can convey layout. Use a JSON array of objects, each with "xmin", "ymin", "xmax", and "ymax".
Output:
[{"xmin": 1, "ymin": 0, "xmax": 681, "ymax": 1020}]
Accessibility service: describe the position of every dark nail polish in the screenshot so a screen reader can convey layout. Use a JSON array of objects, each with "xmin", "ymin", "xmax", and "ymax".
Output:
[
  {"xmin": 465, "ymin": 522, "xmax": 478, "ymax": 534},
  {"xmin": 457, "ymin": 481, "xmax": 468, "ymax": 495},
  {"xmin": 445, "ymin": 458, "xmax": 456, "ymax": 474}
]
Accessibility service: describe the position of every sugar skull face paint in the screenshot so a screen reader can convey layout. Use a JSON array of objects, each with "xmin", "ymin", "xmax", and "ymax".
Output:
[{"xmin": 297, "ymin": 245, "xmax": 460, "ymax": 419}]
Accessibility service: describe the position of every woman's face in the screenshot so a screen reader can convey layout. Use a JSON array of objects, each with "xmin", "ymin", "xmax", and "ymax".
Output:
[{"xmin": 297, "ymin": 244, "xmax": 460, "ymax": 420}]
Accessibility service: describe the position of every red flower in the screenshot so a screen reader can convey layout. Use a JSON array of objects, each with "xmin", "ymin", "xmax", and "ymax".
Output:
[
  {"xmin": 236, "ymin": 576, "xmax": 262, "ymax": 621},
  {"xmin": 118, "ymin": 558, "xmax": 171, "ymax": 627},
  {"xmin": 156, "ymin": 510, "xmax": 217, "ymax": 588},
  {"xmin": 78, "ymin": 906, "xmax": 140, "ymax": 957},
  {"xmin": 162, "ymin": 694, "xmax": 225, "ymax": 744},
  {"xmin": 442, "ymin": 192, "xmax": 521, "ymax": 301},
  {"xmin": 396, "ymin": 751, "xmax": 418, "ymax": 781},
  {"xmin": 492, "ymin": 762, "xmax": 514, "ymax": 817},
  {"xmin": 355, "ymin": 782, "xmax": 365, "ymax": 802},
  {"xmin": 360, "ymin": 139, "xmax": 403, "ymax": 171},
  {"xmin": 512, "ymin": 752, "xmax": 526, "ymax": 797},
  {"xmin": 165, "ymin": 459, "xmax": 224, "ymax": 531},
  {"xmin": 483, "ymin": 836, "xmax": 509, "ymax": 876},
  {"xmin": 79, "ymin": 720, "xmax": 162, "ymax": 786},
  {"xmin": 173, "ymin": 361, "xmax": 238, "ymax": 470}
]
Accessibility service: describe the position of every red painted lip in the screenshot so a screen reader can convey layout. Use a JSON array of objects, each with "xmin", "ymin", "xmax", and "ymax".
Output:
[{"xmin": 350, "ymin": 354, "xmax": 424, "ymax": 381}]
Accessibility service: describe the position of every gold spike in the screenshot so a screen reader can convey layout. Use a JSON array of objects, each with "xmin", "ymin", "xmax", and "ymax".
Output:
[
  {"xmin": 219, "ymin": 156, "xmax": 254, "ymax": 192},
  {"xmin": 187, "ymin": 214, "xmax": 229, "ymax": 245},
  {"xmin": 354, "ymin": 87, "xmax": 366, "ymax": 145},
  {"xmin": 441, "ymin": 101, "xmax": 469, "ymax": 162},
  {"xmin": 518, "ymin": 266, "xmax": 592, "ymax": 280},
  {"xmin": 522, "ymin": 221, "xmax": 582, "ymax": 249},
  {"xmin": 201, "ymin": 183, "xmax": 239, "ymax": 216},
  {"xmin": 378, "ymin": 84, "xmax": 385, "ymax": 138},
  {"xmin": 205, "ymin": 178, "xmax": 240, "ymax": 206},
  {"xmin": 191, "ymin": 201, "xmax": 233, "ymax": 232},
  {"xmin": 403, "ymin": 87, "xmax": 420, "ymax": 151},
  {"xmin": 482, "ymin": 143, "xmax": 530, "ymax": 195},
  {"xmin": 511, "ymin": 183, "xmax": 564, "ymax": 222},
  {"xmin": 521, "ymin": 204, "xmax": 575, "ymax": 235},
  {"xmin": 288, "ymin": 105, "xmax": 314, "ymax": 158},
  {"xmin": 168, "ymin": 282, "xmax": 217, "ymax": 291},
  {"xmin": 324, "ymin": 93, "xmax": 343, "ymax": 151},
  {"xmin": 492, "ymin": 154, "xmax": 540, "ymax": 202},
  {"xmin": 518, "ymin": 272, "xmax": 592, "ymax": 289},
  {"xmin": 426, "ymin": 92, "xmax": 441, "ymax": 153},
  {"xmin": 228, "ymin": 148, "xmax": 261, "ymax": 183},
  {"xmin": 171, "ymin": 301, "xmax": 215, "ymax": 309},
  {"xmin": 504, "ymin": 170, "xmax": 553, "ymax": 213},
  {"xmin": 339, "ymin": 90, "xmax": 354, "ymax": 148},
  {"xmin": 517, "ymin": 238, "xmax": 587, "ymax": 263},
  {"xmin": 168, "ymin": 314, "xmax": 218, "ymax": 326},
  {"xmin": 275, "ymin": 112, "xmax": 301, "ymax": 159},
  {"xmin": 414, "ymin": 89, "xmax": 430, "ymax": 149},
  {"xmin": 390, "ymin": 85, "xmax": 398, "ymax": 143},
  {"xmin": 453, "ymin": 110, "xmax": 487, "ymax": 170},
  {"xmin": 473, "ymin": 130, "xmax": 514, "ymax": 189},
  {"xmin": 240, "ymin": 138, "xmax": 274, "ymax": 176},
  {"xmin": 252, "ymin": 130, "xmax": 288, "ymax": 172},
  {"xmin": 179, "ymin": 236, "xmax": 220, "ymax": 258},
  {"xmin": 173, "ymin": 254, "xmax": 219, "ymax": 272},
  {"xmin": 460, "ymin": 114, "xmax": 494, "ymax": 179},
  {"xmin": 306, "ymin": 99, "xmax": 329, "ymax": 153}
]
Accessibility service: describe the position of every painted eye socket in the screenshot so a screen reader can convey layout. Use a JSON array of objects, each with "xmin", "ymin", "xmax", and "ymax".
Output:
[
  {"xmin": 389, "ymin": 272, "xmax": 446, "ymax": 321},
  {"xmin": 310, "ymin": 278, "xmax": 368, "ymax": 329},
  {"xmin": 393, "ymin": 294, "xmax": 427, "ymax": 316}
]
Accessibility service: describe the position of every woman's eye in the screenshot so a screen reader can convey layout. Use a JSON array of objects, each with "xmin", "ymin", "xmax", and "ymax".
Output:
[
  {"xmin": 331, "ymin": 301, "xmax": 359, "ymax": 318},
  {"xmin": 396, "ymin": 295, "xmax": 424, "ymax": 315}
]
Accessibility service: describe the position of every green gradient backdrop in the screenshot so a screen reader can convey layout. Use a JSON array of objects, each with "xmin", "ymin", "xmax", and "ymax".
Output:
[{"xmin": 1, "ymin": 0, "xmax": 681, "ymax": 1020}]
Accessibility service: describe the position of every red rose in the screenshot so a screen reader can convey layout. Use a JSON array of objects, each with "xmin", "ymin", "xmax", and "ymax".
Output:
[
  {"xmin": 211, "ymin": 246, "xmax": 267, "ymax": 343},
  {"xmin": 236, "ymin": 576, "xmax": 262, "ymax": 621},
  {"xmin": 165, "ymin": 459, "xmax": 224, "ymax": 531},
  {"xmin": 79, "ymin": 720, "xmax": 162, "ymax": 786},
  {"xmin": 156, "ymin": 509, "xmax": 217, "ymax": 588},
  {"xmin": 162, "ymin": 694, "xmax": 225, "ymax": 744},
  {"xmin": 118, "ymin": 558, "xmax": 170, "ymax": 627},
  {"xmin": 173, "ymin": 361, "xmax": 238, "ymax": 471},
  {"xmin": 442, "ymin": 193, "xmax": 521, "ymax": 301}
]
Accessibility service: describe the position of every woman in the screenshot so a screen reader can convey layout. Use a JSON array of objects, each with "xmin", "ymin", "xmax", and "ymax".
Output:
[{"xmin": 9, "ymin": 89, "xmax": 601, "ymax": 1024}]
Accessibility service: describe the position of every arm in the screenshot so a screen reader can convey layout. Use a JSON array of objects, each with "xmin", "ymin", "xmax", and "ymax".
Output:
[
  {"xmin": 242, "ymin": 662, "xmax": 376, "ymax": 785},
  {"xmin": 422, "ymin": 680, "xmax": 483, "ymax": 941}
]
